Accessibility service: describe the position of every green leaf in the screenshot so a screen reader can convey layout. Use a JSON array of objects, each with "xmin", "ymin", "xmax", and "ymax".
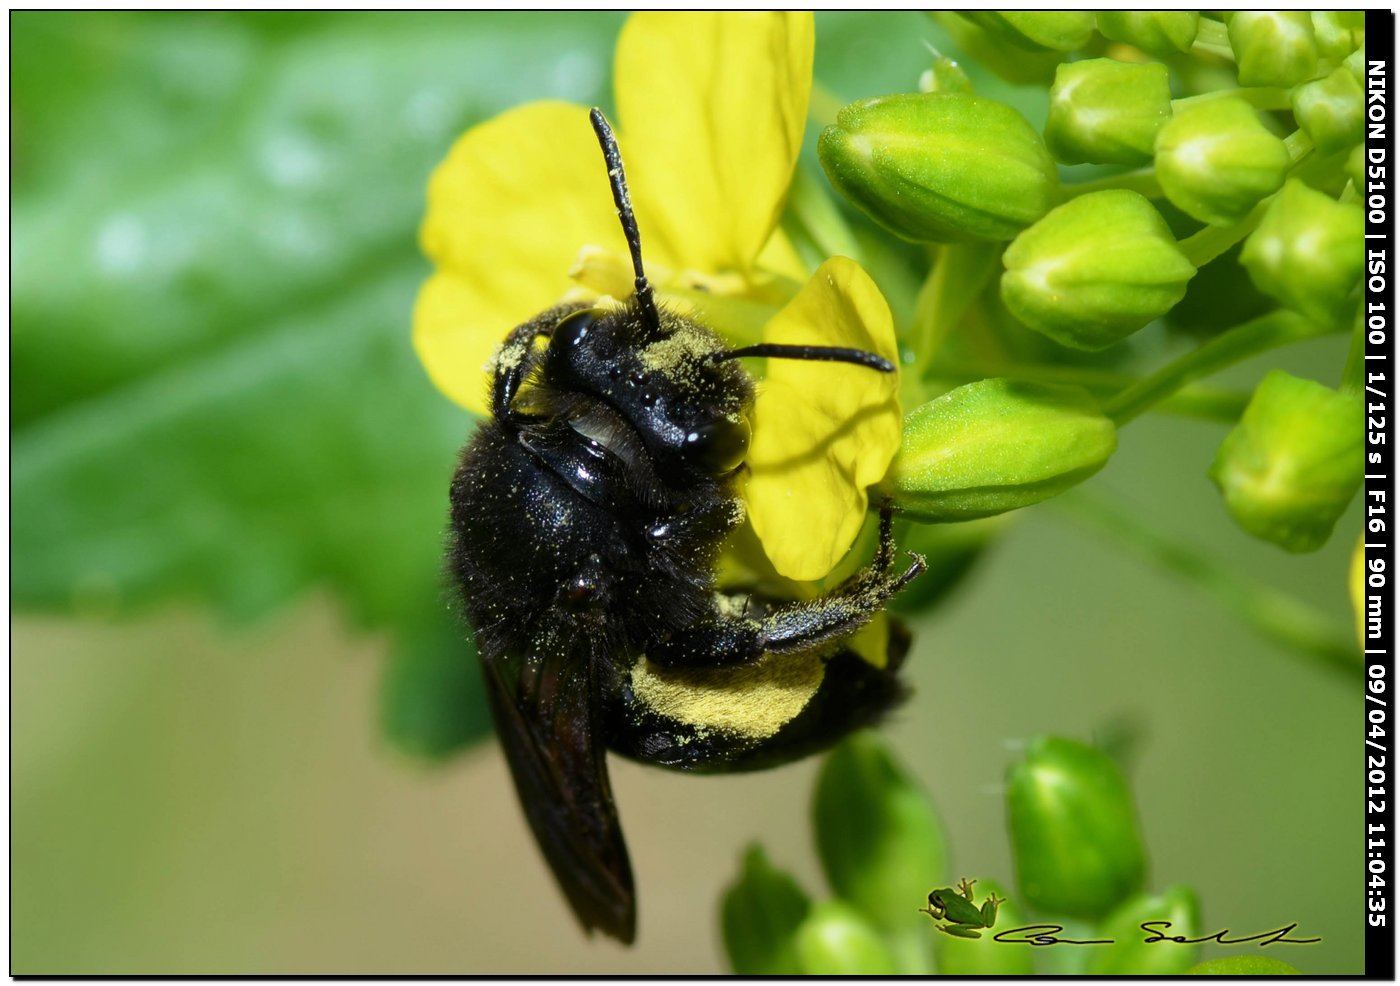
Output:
[
  {"xmin": 11, "ymin": 12, "xmax": 625, "ymax": 757},
  {"xmin": 720, "ymin": 845, "xmax": 811, "ymax": 975},
  {"xmin": 381, "ymin": 600, "xmax": 489, "ymax": 759}
]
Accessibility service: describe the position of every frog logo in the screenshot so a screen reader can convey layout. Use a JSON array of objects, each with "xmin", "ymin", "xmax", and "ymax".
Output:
[{"xmin": 920, "ymin": 878, "xmax": 1006, "ymax": 939}]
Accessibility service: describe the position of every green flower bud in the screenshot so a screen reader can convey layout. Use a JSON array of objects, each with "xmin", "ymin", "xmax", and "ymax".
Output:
[
  {"xmin": 721, "ymin": 845, "xmax": 811, "ymax": 975},
  {"xmin": 1293, "ymin": 65, "xmax": 1364, "ymax": 155},
  {"xmin": 937, "ymin": 12, "xmax": 1061, "ymax": 86},
  {"xmin": 1186, "ymin": 956, "xmax": 1301, "ymax": 975},
  {"xmin": 961, "ymin": 11, "xmax": 1095, "ymax": 52},
  {"xmin": 1046, "ymin": 58, "xmax": 1172, "ymax": 166},
  {"xmin": 919, "ymin": 53, "xmax": 973, "ymax": 95},
  {"xmin": 1228, "ymin": 12, "xmax": 1319, "ymax": 88},
  {"xmin": 1346, "ymin": 48, "xmax": 1366, "ymax": 86},
  {"xmin": 819, "ymin": 93, "xmax": 1058, "ymax": 243},
  {"xmin": 1155, "ymin": 99, "xmax": 1291, "ymax": 227},
  {"xmin": 813, "ymin": 733, "xmax": 948, "ymax": 936},
  {"xmin": 888, "ymin": 379, "xmax": 1117, "ymax": 522},
  {"xmin": 1312, "ymin": 10, "xmax": 1365, "ymax": 62},
  {"xmin": 1006, "ymin": 736, "xmax": 1147, "ymax": 920},
  {"xmin": 1001, "ymin": 190, "xmax": 1195, "ymax": 349},
  {"xmin": 1096, "ymin": 11, "xmax": 1200, "ymax": 56},
  {"xmin": 794, "ymin": 901, "xmax": 899, "ymax": 976},
  {"xmin": 932, "ymin": 879, "xmax": 1034, "ymax": 976},
  {"xmin": 1210, "ymin": 370, "xmax": 1362, "ymax": 553},
  {"xmin": 1088, "ymin": 886, "xmax": 1202, "ymax": 975},
  {"xmin": 1239, "ymin": 179, "xmax": 1364, "ymax": 324}
]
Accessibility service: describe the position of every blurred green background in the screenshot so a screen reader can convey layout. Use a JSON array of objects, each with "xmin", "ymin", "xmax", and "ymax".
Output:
[{"xmin": 12, "ymin": 11, "xmax": 1361, "ymax": 974}]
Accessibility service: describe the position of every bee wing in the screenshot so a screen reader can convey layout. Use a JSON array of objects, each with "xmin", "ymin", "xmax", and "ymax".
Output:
[{"xmin": 481, "ymin": 618, "xmax": 636, "ymax": 943}]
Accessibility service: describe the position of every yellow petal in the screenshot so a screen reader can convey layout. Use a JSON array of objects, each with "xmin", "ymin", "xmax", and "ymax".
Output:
[
  {"xmin": 615, "ymin": 12, "xmax": 813, "ymax": 275},
  {"xmin": 745, "ymin": 258, "xmax": 903, "ymax": 581},
  {"xmin": 414, "ymin": 101, "xmax": 626, "ymax": 414}
]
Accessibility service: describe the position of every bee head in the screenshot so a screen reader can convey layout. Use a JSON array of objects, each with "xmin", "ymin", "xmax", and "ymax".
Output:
[
  {"xmin": 544, "ymin": 304, "xmax": 754, "ymax": 480},
  {"xmin": 527, "ymin": 109, "xmax": 894, "ymax": 486}
]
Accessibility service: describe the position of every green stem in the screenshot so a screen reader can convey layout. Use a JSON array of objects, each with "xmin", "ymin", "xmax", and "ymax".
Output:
[
  {"xmin": 1062, "ymin": 167, "xmax": 1161, "ymax": 201},
  {"xmin": 1104, "ymin": 309, "xmax": 1331, "ymax": 426},
  {"xmin": 914, "ymin": 241, "xmax": 1001, "ymax": 379},
  {"xmin": 809, "ymin": 81, "xmax": 845, "ymax": 130},
  {"xmin": 1176, "ymin": 200, "xmax": 1268, "ymax": 268},
  {"xmin": 928, "ymin": 360, "xmax": 1250, "ymax": 422},
  {"xmin": 1172, "ymin": 86, "xmax": 1293, "ymax": 112},
  {"xmin": 786, "ymin": 165, "xmax": 864, "ymax": 268},
  {"xmin": 1056, "ymin": 493, "xmax": 1361, "ymax": 679}
]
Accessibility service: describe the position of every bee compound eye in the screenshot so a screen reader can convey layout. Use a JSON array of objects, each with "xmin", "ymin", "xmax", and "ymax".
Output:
[
  {"xmin": 552, "ymin": 309, "xmax": 599, "ymax": 350},
  {"xmin": 683, "ymin": 415, "xmax": 751, "ymax": 474}
]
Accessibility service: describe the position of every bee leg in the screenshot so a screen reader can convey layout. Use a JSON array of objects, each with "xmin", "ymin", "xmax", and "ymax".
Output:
[
  {"xmin": 871, "ymin": 499, "xmax": 898, "ymax": 574},
  {"xmin": 646, "ymin": 551, "xmax": 925, "ymax": 668},
  {"xmin": 834, "ymin": 500, "xmax": 898, "ymax": 595},
  {"xmin": 490, "ymin": 304, "xmax": 589, "ymax": 430},
  {"xmin": 763, "ymin": 552, "xmax": 924, "ymax": 655}
]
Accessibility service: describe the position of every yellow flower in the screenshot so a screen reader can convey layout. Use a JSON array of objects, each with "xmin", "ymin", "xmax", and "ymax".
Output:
[{"xmin": 413, "ymin": 11, "xmax": 900, "ymax": 581}]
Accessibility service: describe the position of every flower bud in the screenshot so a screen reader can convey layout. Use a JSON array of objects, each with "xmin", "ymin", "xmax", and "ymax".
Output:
[
  {"xmin": 721, "ymin": 845, "xmax": 811, "ymax": 975},
  {"xmin": 1347, "ymin": 48, "xmax": 1366, "ymax": 86},
  {"xmin": 1210, "ymin": 370, "xmax": 1362, "ymax": 553},
  {"xmin": 938, "ymin": 12, "xmax": 1061, "ymax": 86},
  {"xmin": 888, "ymin": 379, "xmax": 1117, "ymax": 521},
  {"xmin": 1001, "ymin": 190, "xmax": 1195, "ymax": 349},
  {"xmin": 1046, "ymin": 58, "xmax": 1172, "ymax": 166},
  {"xmin": 819, "ymin": 93, "xmax": 1058, "ymax": 243},
  {"xmin": 1007, "ymin": 737, "xmax": 1147, "ymax": 920},
  {"xmin": 1228, "ymin": 12, "xmax": 1318, "ymax": 88},
  {"xmin": 1293, "ymin": 65, "xmax": 1365, "ymax": 155},
  {"xmin": 961, "ymin": 11, "xmax": 1095, "ymax": 52},
  {"xmin": 813, "ymin": 733, "xmax": 948, "ymax": 933},
  {"xmin": 1096, "ymin": 11, "xmax": 1200, "ymax": 56},
  {"xmin": 1239, "ymin": 179, "xmax": 1364, "ymax": 325},
  {"xmin": 1088, "ymin": 886, "xmax": 1203, "ymax": 975},
  {"xmin": 919, "ymin": 53, "xmax": 973, "ymax": 95},
  {"xmin": 1312, "ymin": 10, "xmax": 1365, "ymax": 62},
  {"xmin": 1154, "ymin": 98, "xmax": 1291, "ymax": 227},
  {"xmin": 932, "ymin": 879, "xmax": 1034, "ymax": 975},
  {"xmin": 794, "ymin": 901, "xmax": 898, "ymax": 976}
]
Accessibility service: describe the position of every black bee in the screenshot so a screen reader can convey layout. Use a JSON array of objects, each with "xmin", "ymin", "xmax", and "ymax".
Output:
[{"xmin": 448, "ymin": 108, "xmax": 925, "ymax": 944}]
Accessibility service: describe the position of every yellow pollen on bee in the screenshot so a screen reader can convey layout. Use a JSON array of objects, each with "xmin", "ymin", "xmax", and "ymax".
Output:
[{"xmin": 630, "ymin": 649, "xmax": 825, "ymax": 741}]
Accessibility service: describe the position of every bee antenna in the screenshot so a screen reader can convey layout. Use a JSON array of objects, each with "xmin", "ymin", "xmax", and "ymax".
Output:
[
  {"xmin": 589, "ymin": 108, "xmax": 661, "ymax": 333},
  {"xmin": 713, "ymin": 344, "xmax": 895, "ymax": 374}
]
